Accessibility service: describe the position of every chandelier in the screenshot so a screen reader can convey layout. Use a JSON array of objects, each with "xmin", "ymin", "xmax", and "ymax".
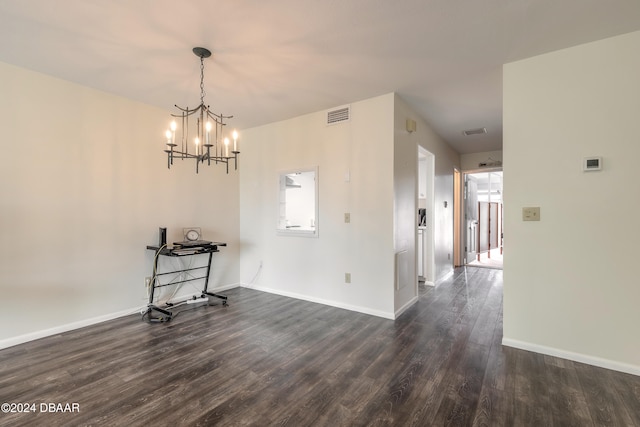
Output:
[{"xmin": 164, "ymin": 47, "xmax": 239, "ymax": 173}]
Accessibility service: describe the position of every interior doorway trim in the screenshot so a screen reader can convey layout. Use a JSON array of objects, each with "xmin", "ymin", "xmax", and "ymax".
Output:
[
  {"xmin": 453, "ymin": 169, "xmax": 462, "ymax": 267},
  {"xmin": 461, "ymin": 168, "xmax": 503, "ymax": 270},
  {"xmin": 418, "ymin": 147, "xmax": 435, "ymax": 286}
]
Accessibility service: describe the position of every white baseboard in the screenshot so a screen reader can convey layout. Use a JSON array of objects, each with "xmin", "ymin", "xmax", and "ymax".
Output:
[
  {"xmin": 502, "ymin": 338, "xmax": 640, "ymax": 377},
  {"xmin": 207, "ymin": 283, "xmax": 240, "ymax": 293},
  {"xmin": 0, "ymin": 284, "xmax": 240, "ymax": 351},
  {"xmin": 0, "ymin": 306, "xmax": 140, "ymax": 351},
  {"xmin": 435, "ymin": 269, "xmax": 454, "ymax": 286},
  {"xmin": 242, "ymin": 283, "xmax": 395, "ymax": 319},
  {"xmin": 394, "ymin": 296, "xmax": 418, "ymax": 318}
]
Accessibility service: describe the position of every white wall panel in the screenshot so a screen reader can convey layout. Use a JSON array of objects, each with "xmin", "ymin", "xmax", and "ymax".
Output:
[
  {"xmin": 503, "ymin": 31, "xmax": 640, "ymax": 372},
  {"xmin": 239, "ymin": 94, "xmax": 396, "ymax": 317},
  {"xmin": 0, "ymin": 61, "xmax": 240, "ymax": 345}
]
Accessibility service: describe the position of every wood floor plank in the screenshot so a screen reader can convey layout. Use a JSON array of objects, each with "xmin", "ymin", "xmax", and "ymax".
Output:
[
  {"xmin": 512, "ymin": 349, "xmax": 553, "ymax": 426},
  {"xmin": 609, "ymin": 370, "xmax": 640, "ymax": 426},
  {"xmin": 429, "ymin": 342, "xmax": 490, "ymax": 426},
  {"xmin": 1, "ymin": 267, "xmax": 639, "ymax": 426},
  {"xmin": 543, "ymin": 362, "xmax": 592, "ymax": 426},
  {"xmin": 575, "ymin": 362, "xmax": 637, "ymax": 426}
]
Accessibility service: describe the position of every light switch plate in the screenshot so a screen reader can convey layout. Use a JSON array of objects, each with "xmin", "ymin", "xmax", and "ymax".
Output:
[{"xmin": 522, "ymin": 207, "xmax": 540, "ymax": 221}]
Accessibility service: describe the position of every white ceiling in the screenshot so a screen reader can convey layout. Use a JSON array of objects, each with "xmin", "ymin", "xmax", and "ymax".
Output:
[{"xmin": 1, "ymin": 0, "xmax": 639, "ymax": 154}]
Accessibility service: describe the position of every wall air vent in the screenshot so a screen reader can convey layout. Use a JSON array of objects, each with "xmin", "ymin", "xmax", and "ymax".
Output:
[
  {"xmin": 463, "ymin": 127, "xmax": 487, "ymax": 136},
  {"xmin": 326, "ymin": 105, "xmax": 350, "ymax": 125}
]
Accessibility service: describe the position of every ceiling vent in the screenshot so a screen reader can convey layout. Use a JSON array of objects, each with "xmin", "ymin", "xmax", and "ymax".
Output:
[
  {"xmin": 326, "ymin": 105, "xmax": 350, "ymax": 125},
  {"xmin": 463, "ymin": 127, "xmax": 487, "ymax": 136}
]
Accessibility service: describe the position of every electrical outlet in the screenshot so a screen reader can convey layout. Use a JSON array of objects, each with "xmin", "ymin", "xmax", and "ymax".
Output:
[
  {"xmin": 344, "ymin": 213, "xmax": 351, "ymax": 223},
  {"xmin": 345, "ymin": 273, "xmax": 351, "ymax": 283}
]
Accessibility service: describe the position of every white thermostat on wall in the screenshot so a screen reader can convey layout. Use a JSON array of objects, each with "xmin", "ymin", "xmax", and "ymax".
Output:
[{"xmin": 583, "ymin": 156, "xmax": 602, "ymax": 172}]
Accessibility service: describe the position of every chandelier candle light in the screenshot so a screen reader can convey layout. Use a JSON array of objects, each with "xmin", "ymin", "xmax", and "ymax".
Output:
[{"xmin": 164, "ymin": 47, "xmax": 239, "ymax": 173}]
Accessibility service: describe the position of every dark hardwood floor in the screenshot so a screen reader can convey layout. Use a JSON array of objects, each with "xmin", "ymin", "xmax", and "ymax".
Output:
[{"xmin": 1, "ymin": 267, "xmax": 639, "ymax": 426}]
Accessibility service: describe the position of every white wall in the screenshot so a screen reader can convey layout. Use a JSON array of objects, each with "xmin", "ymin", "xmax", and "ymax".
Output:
[
  {"xmin": 461, "ymin": 150, "xmax": 503, "ymax": 172},
  {"xmin": 239, "ymin": 93, "xmax": 460, "ymax": 318},
  {"xmin": 395, "ymin": 96, "xmax": 460, "ymax": 285},
  {"xmin": 393, "ymin": 96, "xmax": 419, "ymax": 314},
  {"xmin": 503, "ymin": 31, "xmax": 640, "ymax": 374},
  {"xmin": 239, "ymin": 94, "xmax": 396, "ymax": 318},
  {"xmin": 0, "ymin": 61, "xmax": 240, "ymax": 347},
  {"xmin": 0, "ymin": 63, "xmax": 459, "ymax": 344}
]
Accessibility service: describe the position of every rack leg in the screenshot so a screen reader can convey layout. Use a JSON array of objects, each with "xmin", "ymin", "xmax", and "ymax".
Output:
[
  {"xmin": 149, "ymin": 251, "xmax": 161, "ymax": 305},
  {"xmin": 202, "ymin": 252, "xmax": 228, "ymax": 306},
  {"xmin": 145, "ymin": 304, "xmax": 173, "ymax": 322},
  {"xmin": 203, "ymin": 291, "xmax": 228, "ymax": 306}
]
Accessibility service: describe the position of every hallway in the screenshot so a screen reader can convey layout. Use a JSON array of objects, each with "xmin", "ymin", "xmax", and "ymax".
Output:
[{"xmin": 467, "ymin": 246, "xmax": 503, "ymax": 269}]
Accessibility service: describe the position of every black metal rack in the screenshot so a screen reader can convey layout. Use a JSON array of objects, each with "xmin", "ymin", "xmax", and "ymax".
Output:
[{"xmin": 144, "ymin": 243, "xmax": 228, "ymax": 322}]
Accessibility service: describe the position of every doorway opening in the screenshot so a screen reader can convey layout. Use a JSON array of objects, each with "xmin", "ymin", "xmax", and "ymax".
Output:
[
  {"xmin": 417, "ymin": 148, "xmax": 435, "ymax": 286},
  {"xmin": 462, "ymin": 170, "xmax": 503, "ymax": 269}
]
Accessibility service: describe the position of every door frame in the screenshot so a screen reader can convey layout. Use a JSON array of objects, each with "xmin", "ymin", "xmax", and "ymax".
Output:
[
  {"xmin": 418, "ymin": 147, "xmax": 435, "ymax": 285},
  {"xmin": 459, "ymin": 167, "xmax": 504, "ymax": 266},
  {"xmin": 454, "ymin": 169, "xmax": 462, "ymax": 267},
  {"xmin": 464, "ymin": 174, "xmax": 479, "ymax": 264}
]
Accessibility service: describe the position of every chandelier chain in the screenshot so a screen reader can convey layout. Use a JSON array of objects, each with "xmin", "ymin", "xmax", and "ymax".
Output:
[{"xmin": 200, "ymin": 55, "xmax": 206, "ymax": 106}]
